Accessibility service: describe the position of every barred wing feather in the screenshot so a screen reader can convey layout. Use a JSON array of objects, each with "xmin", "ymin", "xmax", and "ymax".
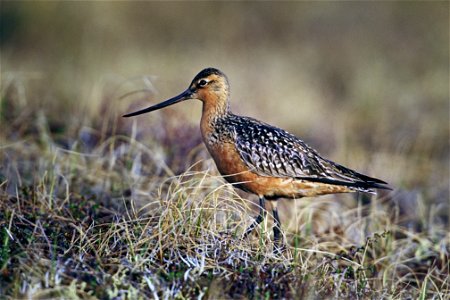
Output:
[{"xmin": 231, "ymin": 115, "xmax": 389, "ymax": 192}]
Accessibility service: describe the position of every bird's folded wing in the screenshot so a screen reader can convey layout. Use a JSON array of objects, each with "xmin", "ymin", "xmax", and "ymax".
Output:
[{"xmin": 233, "ymin": 116, "xmax": 389, "ymax": 190}]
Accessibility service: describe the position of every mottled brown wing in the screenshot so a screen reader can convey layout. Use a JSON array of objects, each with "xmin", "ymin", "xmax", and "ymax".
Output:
[
  {"xmin": 230, "ymin": 115, "xmax": 389, "ymax": 191},
  {"xmin": 232, "ymin": 118, "xmax": 327, "ymax": 178}
]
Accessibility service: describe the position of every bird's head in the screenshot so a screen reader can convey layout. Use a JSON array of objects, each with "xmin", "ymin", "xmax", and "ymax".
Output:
[{"xmin": 123, "ymin": 68, "xmax": 230, "ymax": 118}]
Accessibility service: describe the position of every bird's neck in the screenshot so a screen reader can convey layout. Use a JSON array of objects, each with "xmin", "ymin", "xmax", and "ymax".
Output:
[
  {"xmin": 202, "ymin": 99, "xmax": 229, "ymax": 117},
  {"xmin": 200, "ymin": 98, "xmax": 231, "ymax": 145}
]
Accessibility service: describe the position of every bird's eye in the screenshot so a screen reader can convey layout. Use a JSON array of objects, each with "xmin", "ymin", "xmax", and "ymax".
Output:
[{"xmin": 198, "ymin": 79, "xmax": 208, "ymax": 87}]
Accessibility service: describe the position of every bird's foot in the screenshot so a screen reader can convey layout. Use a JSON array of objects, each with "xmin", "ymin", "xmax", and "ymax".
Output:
[
  {"xmin": 273, "ymin": 241, "xmax": 287, "ymax": 255},
  {"xmin": 242, "ymin": 214, "xmax": 264, "ymax": 239},
  {"xmin": 273, "ymin": 225, "xmax": 286, "ymax": 254}
]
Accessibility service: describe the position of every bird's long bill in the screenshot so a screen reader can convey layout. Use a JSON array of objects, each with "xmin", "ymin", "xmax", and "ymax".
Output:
[{"xmin": 122, "ymin": 89, "xmax": 192, "ymax": 117}]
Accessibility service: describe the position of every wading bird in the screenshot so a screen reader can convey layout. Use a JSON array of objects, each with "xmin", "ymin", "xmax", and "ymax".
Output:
[{"xmin": 123, "ymin": 68, "xmax": 390, "ymax": 251}]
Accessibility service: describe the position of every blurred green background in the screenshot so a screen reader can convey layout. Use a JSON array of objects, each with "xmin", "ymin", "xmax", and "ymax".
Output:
[{"xmin": 1, "ymin": 2, "xmax": 449, "ymax": 205}]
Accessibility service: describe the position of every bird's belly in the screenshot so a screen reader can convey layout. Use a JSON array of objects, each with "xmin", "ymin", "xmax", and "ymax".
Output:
[{"xmin": 206, "ymin": 142, "xmax": 352, "ymax": 198}]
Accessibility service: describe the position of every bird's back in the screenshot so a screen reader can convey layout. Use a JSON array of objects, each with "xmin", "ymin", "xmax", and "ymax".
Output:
[{"xmin": 208, "ymin": 114, "xmax": 389, "ymax": 196}]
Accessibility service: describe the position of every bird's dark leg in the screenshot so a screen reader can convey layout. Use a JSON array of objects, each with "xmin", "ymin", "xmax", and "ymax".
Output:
[
  {"xmin": 243, "ymin": 196, "xmax": 266, "ymax": 238},
  {"xmin": 271, "ymin": 201, "xmax": 285, "ymax": 253}
]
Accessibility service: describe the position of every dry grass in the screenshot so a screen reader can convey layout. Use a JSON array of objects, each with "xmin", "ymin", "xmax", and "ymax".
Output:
[{"xmin": 1, "ymin": 145, "xmax": 448, "ymax": 299}]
